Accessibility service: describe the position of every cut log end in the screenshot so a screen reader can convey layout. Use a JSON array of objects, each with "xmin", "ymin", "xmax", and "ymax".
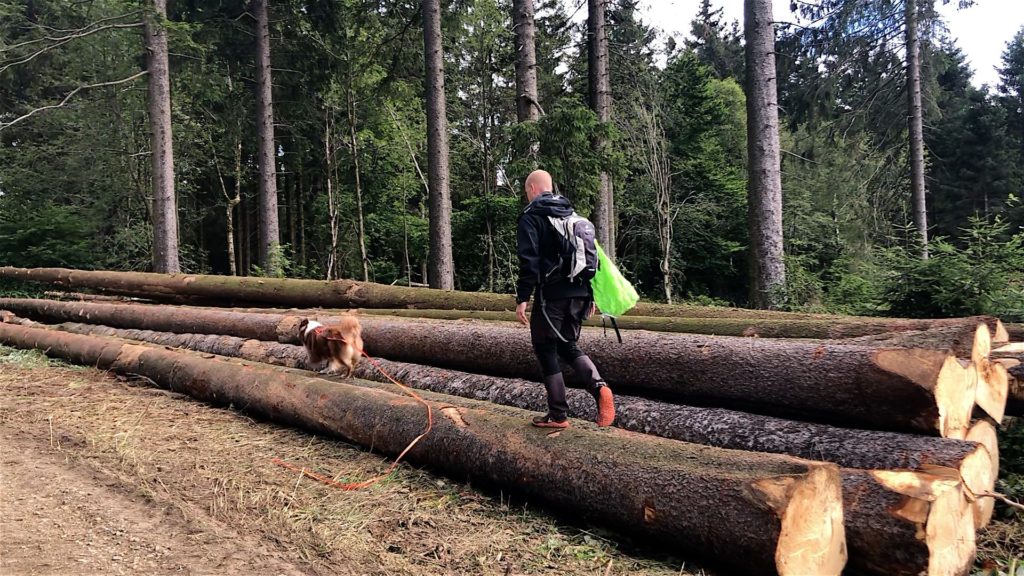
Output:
[
  {"xmin": 936, "ymin": 357, "xmax": 976, "ymax": 439},
  {"xmin": 773, "ymin": 465, "xmax": 847, "ymax": 576},
  {"xmin": 975, "ymin": 360, "xmax": 1009, "ymax": 423},
  {"xmin": 872, "ymin": 469, "xmax": 976, "ymax": 576},
  {"xmin": 993, "ymin": 320, "xmax": 1009, "ymax": 344},
  {"xmin": 923, "ymin": 476, "xmax": 976, "ymax": 576},
  {"xmin": 957, "ymin": 443, "xmax": 996, "ymax": 530},
  {"xmin": 971, "ymin": 323, "xmax": 991, "ymax": 366},
  {"xmin": 965, "ymin": 419, "xmax": 999, "ymax": 528}
]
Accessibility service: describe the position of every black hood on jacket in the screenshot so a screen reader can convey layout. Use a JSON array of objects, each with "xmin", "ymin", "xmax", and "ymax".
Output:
[{"xmin": 523, "ymin": 193, "xmax": 573, "ymax": 218}]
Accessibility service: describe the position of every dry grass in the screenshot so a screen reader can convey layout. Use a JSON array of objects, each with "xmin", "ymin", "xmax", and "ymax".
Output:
[{"xmin": 0, "ymin": 346, "xmax": 698, "ymax": 575}]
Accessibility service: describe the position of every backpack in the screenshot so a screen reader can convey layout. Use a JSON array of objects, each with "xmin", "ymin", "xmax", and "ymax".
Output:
[{"xmin": 545, "ymin": 212, "xmax": 599, "ymax": 283}]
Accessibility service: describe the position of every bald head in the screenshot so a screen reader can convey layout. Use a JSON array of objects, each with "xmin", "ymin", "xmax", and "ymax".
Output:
[{"xmin": 524, "ymin": 170, "xmax": 553, "ymax": 202}]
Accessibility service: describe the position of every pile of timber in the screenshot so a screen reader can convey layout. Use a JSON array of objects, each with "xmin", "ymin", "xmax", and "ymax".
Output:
[{"xmin": 1, "ymin": 268, "xmax": 1019, "ymax": 576}]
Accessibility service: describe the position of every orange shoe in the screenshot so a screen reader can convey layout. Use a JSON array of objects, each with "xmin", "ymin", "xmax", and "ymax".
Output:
[
  {"xmin": 595, "ymin": 384, "xmax": 615, "ymax": 427},
  {"xmin": 532, "ymin": 415, "xmax": 570, "ymax": 429}
]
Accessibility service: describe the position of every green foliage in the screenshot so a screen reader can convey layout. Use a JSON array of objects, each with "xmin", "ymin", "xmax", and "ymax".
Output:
[
  {"xmin": 0, "ymin": 203, "xmax": 96, "ymax": 268},
  {"xmin": 876, "ymin": 218, "xmax": 1024, "ymax": 321},
  {"xmin": 0, "ymin": 0, "xmax": 1021, "ymax": 321}
]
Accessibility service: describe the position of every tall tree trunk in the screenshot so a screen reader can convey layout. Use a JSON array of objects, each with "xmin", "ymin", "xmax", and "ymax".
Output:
[
  {"xmin": 347, "ymin": 79, "xmax": 370, "ymax": 282},
  {"xmin": 905, "ymin": 0, "xmax": 929, "ymax": 259},
  {"xmin": 217, "ymin": 137, "xmax": 243, "ymax": 276},
  {"xmin": 513, "ymin": 0, "xmax": 540, "ymax": 161},
  {"xmin": 422, "ymin": 0, "xmax": 455, "ymax": 290},
  {"xmin": 324, "ymin": 110, "xmax": 340, "ymax": 281},
  {"xmin": 298, "ymin": 162, "xmax": 307, "ymax": 269},
  {"xmin": 386, "ymin": 105, "xmax": 425, "ymax": 287},
  {"xmin": 288, "ymin": 160, "xmax": 297, "ymax": 262},
  {"xmin": 253, "ymin": 0, "xmax": 281, "ymax": 276},
  {"xmin": 744, "ymin": 0, "xmax": 786, "ymax": 309},
  {"xmin": 144, "ymin": 0, "xmax": 180, "ymax": 273},
  {"xmin": 587, "ymin": 0, "xmax": 615, "ymax": 258}
]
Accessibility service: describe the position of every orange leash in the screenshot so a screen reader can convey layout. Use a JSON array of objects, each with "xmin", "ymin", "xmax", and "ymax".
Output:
[{"xmin": 273, "ymin": 342, "xmax": 434, "ymax": 491}]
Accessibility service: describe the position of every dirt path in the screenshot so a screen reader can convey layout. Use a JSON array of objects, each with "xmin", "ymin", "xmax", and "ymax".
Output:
[{"xmin": 1, "ymin": 431, "xmax": 306, "ymax": 576}]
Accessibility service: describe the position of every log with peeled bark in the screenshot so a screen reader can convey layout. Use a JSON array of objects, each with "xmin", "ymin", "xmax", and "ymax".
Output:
[
  {"xmin": 0, "ymin": 298, "xmax": 977, "ymax": 437},
  {"xmin": 0, "ymin": 322, "xmax": 849, "ymax": 576},
  {"xmin": 42, "ymin": 319, "xmax": 997, "ymax": 517},
  {"xmin": 0, "ymin": 266, "xmax": 1008, "ymax": 335}
]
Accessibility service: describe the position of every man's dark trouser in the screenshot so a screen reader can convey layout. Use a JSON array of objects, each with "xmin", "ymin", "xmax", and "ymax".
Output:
[{"xmin": 530, "ymin": 297, "xmax": 604, "ymax": 421}]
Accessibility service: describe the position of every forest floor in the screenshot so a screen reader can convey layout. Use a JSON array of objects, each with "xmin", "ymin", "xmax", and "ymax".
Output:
[{"xmin": 1, "ymin": 345, "xmax": 1020, "ymax": 576}]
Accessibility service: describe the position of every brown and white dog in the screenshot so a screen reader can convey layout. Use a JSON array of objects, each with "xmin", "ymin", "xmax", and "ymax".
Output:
[{"xmin": 298, "ymin": 316, "xmax": 363, "ymax": 377}]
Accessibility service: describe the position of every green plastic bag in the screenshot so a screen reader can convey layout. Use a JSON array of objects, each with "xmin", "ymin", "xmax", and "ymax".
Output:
[{"xmin": 591, "ymin": 242, "xmax": 639, "ymax": 317}]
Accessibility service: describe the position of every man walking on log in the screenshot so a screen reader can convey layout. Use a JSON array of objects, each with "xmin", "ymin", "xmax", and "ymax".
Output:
[{"xmin": 515, "ymin": 169, "xmax": 615, "ymax": 428}]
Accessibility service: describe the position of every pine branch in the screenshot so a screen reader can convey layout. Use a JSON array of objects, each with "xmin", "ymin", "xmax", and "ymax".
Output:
[{"xmin": 0, "ymin": 71, "xmax": 149, "ymax": 132}]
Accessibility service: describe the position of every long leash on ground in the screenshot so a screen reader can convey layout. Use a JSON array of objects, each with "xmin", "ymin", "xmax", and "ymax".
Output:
[{"xmin": 272, "ymin": 334, "xmax": 434, "ymax": 491}]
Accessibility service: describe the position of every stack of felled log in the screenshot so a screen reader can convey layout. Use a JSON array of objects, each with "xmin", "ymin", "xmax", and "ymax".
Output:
[{"xmin": 0, "ymin": 266, "xmax": 1018, "ymax": 576}]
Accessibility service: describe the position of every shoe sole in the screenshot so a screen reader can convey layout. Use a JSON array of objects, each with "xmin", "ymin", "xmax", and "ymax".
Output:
[
  {"xmin": 596, "ymin": 386, "xmax": 615, "ymax": 427},
  {"xmin": 532, "ymin": 420, "xmax": 570, "ymax": 429}
]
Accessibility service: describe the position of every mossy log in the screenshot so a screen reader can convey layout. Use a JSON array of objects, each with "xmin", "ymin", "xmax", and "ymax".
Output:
[
  {"xmin": 0, "ymin": 321, "xmax": 849, "ymax": 576},
  {"xmin": 0, "ymin": 267, "xmax": 1010, "ymax": 338}
]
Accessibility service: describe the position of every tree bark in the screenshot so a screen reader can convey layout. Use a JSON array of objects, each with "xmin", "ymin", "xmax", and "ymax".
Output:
[
  {"xmin": 0, "ymin": 298, "xmax": 300, "ymax": 343},
  {"xmin": 324, "ymin": 110, "xmax": 340, "ymax": 280},
  {"xmin": 38, "ymin": 318, "xmax": 995, "ymax": 526},
  {"xmin": 845, "ymin": 325, "xmax": 1008, "ymax": 422},
  {"xmin": 23, "ymin": 295, "xmax": 1004, "ymax": 346},
  {"xmin": 253, "ymin": 0, "xmax": 281, "ymax": 275},
  {"xmin": 840, "ymin": 323, "xmax": 991, "ymax": 362},
  {"xmin": 588, "ymin": 0, "xmax": 614, "ymax": 258},
  {"xmin": 422, "ymin": 0, "xmax": 455, "ymax": 290},
  {"xmin": 3, "ymin": 317, "xmax": 985, "ymax": 573},
  {"xmin": 906, "ymin": 0, "xmax": 929, "ymax": 258},
  {"xmin": 0, "ymin": 322, "xmax": 848, "ymax": 576},
  {"xmin": 0, "ymin": 297, "xmax": 976, "ymax": 437},
  {"xmin": 513, "ymin": 0, "xmax": 540, "ymax": 161},
  {"xmin": 347, "ymin": 80, "xmax": 370, "ymax": 282},
  {"xmin": 1006, "ymin": 322, "xmax": 1023, "ymax": 342},
  {"xmin": 841, "ymin": 468, "xmax": 975, "ymax": 576},
  {"xmin": 144, "ymin": 0, "xmax": 180, "ymax": 274},
  {"xmin": 0, "ymin": 267, "xmax": 1009, "ymax": 334},
  {"xmin": 744, "ymin": 0, "xmax": 786, "ymax": 308},
  {"xmin": 213, "ymin": 133, "xmax": 243, "ymax": 276}
]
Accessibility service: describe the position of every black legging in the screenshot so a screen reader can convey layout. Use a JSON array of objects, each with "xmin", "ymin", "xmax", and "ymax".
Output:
[{"xmin": 533, "ymin": 339, "xmax": 584, "ymax": 376}]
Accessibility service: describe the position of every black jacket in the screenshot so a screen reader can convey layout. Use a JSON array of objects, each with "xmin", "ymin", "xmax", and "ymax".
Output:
[{"xmin": 516, "ymin": 193, "xmax": 592, "ymax": 304}]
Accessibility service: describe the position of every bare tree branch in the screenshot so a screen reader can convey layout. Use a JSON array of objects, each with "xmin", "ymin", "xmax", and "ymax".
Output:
[
  {"xmin": 1, "ymin": 18, "xmax": 143, "ymax": 54},
  {"xmin": 0, "ymin": 71, "xmax": 149, "ymax": 132},
  {"xmin": 0, "ymin": 21, "xmax": 144, "ymax": 74}
]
